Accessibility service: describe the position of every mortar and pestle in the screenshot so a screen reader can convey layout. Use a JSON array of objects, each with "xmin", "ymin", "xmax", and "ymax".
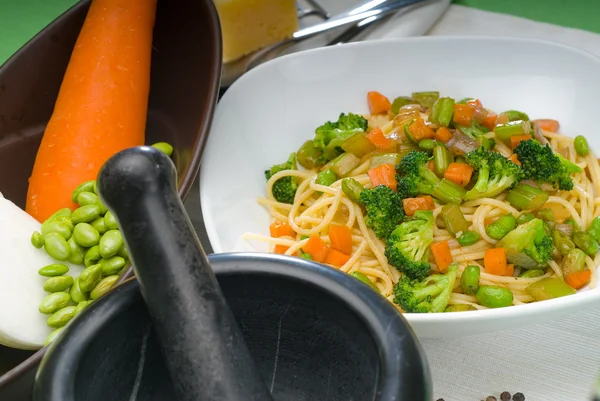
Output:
[{"xmin": 33, "ymin": 147, "xmax": 432, "ymax": 401}]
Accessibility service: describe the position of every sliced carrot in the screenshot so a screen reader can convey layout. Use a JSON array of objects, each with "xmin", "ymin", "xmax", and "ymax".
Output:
[
  {"xmin": 431, "ymin": 241, "xmax": 452, "ymax": 273},
  {"xmin": 505, "ymin": 264, "xmax": 515, "ymax": 277},
  {"xmin": 26, "ymin": 0, "xmax": 157, "ymax": 222},
  {"xmin": 408, "ymin": 118, "xmax": 435, "ymax": 141},
  {"xmin": 329, "ymin": 224, "xmax": 353, "ymax": 255},
  {"xmin": 366, "ymin": 127, "xmax": 392, "ymax": 149},
  {"xmin": 510, "ymin": 134, "xmax": 532, "ymax": 149},
  {"xmin": 303, "ymin": 235, "xmax": 330, "ymax": 263},
  {"xmin": 367, "ymin": 91, "xmax": 392, "ymax": 115},
  {"xmin": 270, "ymin": 220, "xmax": 295, "ymax": 238},
  {"xmin": 325, "ymin": 248, "xmax": 351, "ymax": 268},
  {"xmin": 453, "ymin": 104, "xmax": 476, "ymax": 126},
  {"xmin": 402, "ymin": 196, "xmax": 435, "ymax": 217},
  {"xmin": 434, "ymin": 126, "xmax": 453, "ymax": 143},
  {"xmin": 466, "ymin": 98, "xmax": 483, "ymax": 109},
  {"xmin": 508, "ymin": 153, "xmax": 521, "ymax": 166},
  {"xmin": 484, "ymin": 248, "xmax": 512, "ymax": 276},
  {"xmin": 533, "ymin": 119, "xmax": 560, "ymax": 133},
  {"xmin": 565, "ymin": 269, "xmax": 591, "ymax": 290},
  {"xmin": 444, "ymin": 162, "xmax": 474, "ymax": 187},
  {"xmin": 274, "ymin": 244, "xmax": 290, "ymax": 255},
  {"xmin": 367, "ymin": 163, "xmax": 397, "ymax": 191},
  {"xmin": 482, "ymin": 112, "xmax": 498, "ymax": 130}
]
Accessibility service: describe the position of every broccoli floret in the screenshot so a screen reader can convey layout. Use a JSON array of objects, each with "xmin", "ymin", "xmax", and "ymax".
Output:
[
  {"xmin": 313, "ymin": 113, "xmax": 369, "ymax": 163},
  {"xmin": 496, "ymin": 218, "xmax": 554, "ymax": 269},
  {"xmin": 393, "ymin": 263, "xmax": 459, "ymax": 313},
  {"xmin": 384, "ymin": 210, "xmax": 433, "ymax": 280},
  {"xmin": 264, "ymin": 153, "xmax": 298, "ymax": 204},
  {"xmin": 359, "ymin": 185, "xmax": 405, "ymax": 240},
  {"xmin": 464, "ymin": 146, "xmax": 523, "ymax": 200},
  {"xmin": 513, "ymin": 139, "xmax": 574, "ymax": 191}
]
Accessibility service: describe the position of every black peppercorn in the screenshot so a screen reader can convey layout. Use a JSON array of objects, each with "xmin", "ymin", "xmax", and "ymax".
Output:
[
  {"xmin": 486, "ymin": 397, "xmax": 497, "ymax": 401},
  {"xmin": 500, "ymin": 391, "xmax": 511, "ymax": 401},
  {"xmin": 513, "ymin": 393, "xmax": 525, "ymax": 401}
]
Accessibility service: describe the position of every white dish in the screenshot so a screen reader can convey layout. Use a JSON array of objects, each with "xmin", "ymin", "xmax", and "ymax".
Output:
[{"xmin": 200, "ymin": 36, "xmax": 600, "ymax": 338}]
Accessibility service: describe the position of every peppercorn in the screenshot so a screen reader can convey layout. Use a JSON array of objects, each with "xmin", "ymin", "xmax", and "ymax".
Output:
[
  {"xmin": 500, "ymin": 391, "xmax": 511, "ymax": 401},
  {"xmin": 486, "ymin": 397, "xmax": 497, "ymax": 401},
  {"xmin": 435, "ymin": 399, "xmax": 445, "ymax": 401},
  {"xmin": 512, "ymin": 393, "xmax": 525, "ymax": 401}
]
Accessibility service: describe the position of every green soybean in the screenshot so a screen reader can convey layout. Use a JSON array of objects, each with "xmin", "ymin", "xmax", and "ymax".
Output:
[
  {"xmin": 44, "ymin": 327, "xmax": 66, "ymax": 346},
  {"xmin": 39, "ymin": 292, "xmax": 71, "ymax": 314},
  {"xmin": 461, "ymin": 265, "xmax": 480, "ymax": 296},
  {"xmin": 70, "ymin": 277, "xmax": 89, "ymax": 303},
  {"xmin": 76, "ymin": 191, "xmax": 99, "ymax": 206},
  {"xmin": 46, "ymin": 208, "xmax": 72, "ymax": 222},
  {"xmin": 445, "ymin": 304, "xmax": 476, "ymax": 312},
  {"xmin": 43, "ymin": 233, "xmax": 71, "ymax": 261},
  {"xmin": 67, "ymin": 237, "xmax": 86, "ymax": 265},
  {"xmin": 93, "ymin": 181, "xmax": 98, "ymax": 195},
  {"xmin": 71, "ymin": 205, "xmax": 101, "ymax": 224},
  {"xmin": 574, "ymin": 135, "xmax": 589, "ymax": 157},
  {"xmin": 41, "ymin": 218, "xmax": 73, "ymax": 240},
  {"xmin": 104, "ymin": 211, "xmax": 118, "ymax": 230},
  {"xmin": 152, "ymin": 142, "xmax": 174, "ymax": 157},
  {"xmin": 519, "ymin": 269, "xmax": 545, "ymax": 278},
  {"xmin": 43, "ymin": 276, "xmax": 74, "ymax": 293},
  {"xmin": 47, "ymin": 306, "xmax": 77, "ymax": 328},
  {"xmin": 78, "ymin": 264, "xmax": 103, "ymax": 293},
  {"xmin": 99, "ymin": 230, "xmax": 123, "ymax": 258},
  {"xmin": 516, "ymin": 213, "xmax": 535, "ymax": 225},
  {"xmin": 74, "ymin": 300, "xmax": 93, "ymax": 316},
  {"xmin": 73, "ymin": 223, "xmax": 100, "ymax": 247},
  {"xmin": 457, "ymin": 231, "xmax": 480, "ymax": 246},
  {"xmin": 31, "ymin": 232, "xmax": 44, "ymax": 249},
  {"xmin": 90, "ymin": 275, "xmax": 119, "ymax": 300},
  {"xmin": 417, "ymin": 138, "xmax": 437, "ymax": 151},
  {"xmin": 84, "ymin": 245, "xmax": 101, "ymax": 267},
  {"xmin": 587, "ymin": 216, "xmax": 600, "ymax": 242},
  {"xmin": 485, "ymin": 215, "xmax": 516, "ymax": 240},
  {"xmin": 38, "ymin": 264, "xmax": 69, "ymax": 277},
  {"xmin": 476, "ymin": 286, "xmax": 514, "ymax": 308},
  {"xmin": 117, "ymin": 244, "xmax": 129, "ymax": 259},
  {"xmin": 90, "ymin": 217, "xmax": 108, "ymax": 235},
  {"xmin": 100, "ymin": 256, "xmax": 126, "ymax": 275},
  {"xmin": 573, "ymin": 231, "xmax": 599, "ymax": 256},
  {"xmin": 96, "ymin": 200, "xmax": 108, "ymax": 216},
  {"xmin": 72, "ymin": 180, "xmax": 96, "ymax": 203}
]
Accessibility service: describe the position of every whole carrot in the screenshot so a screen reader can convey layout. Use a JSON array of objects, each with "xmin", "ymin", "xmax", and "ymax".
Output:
[{"xmin": 26, "ymin": 0, "xmax": 157, "ymax": 222}]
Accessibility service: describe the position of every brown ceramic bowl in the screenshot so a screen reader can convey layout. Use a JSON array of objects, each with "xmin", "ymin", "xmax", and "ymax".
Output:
[{"xmin": 0, "ymin": 0, "xmax": 222, "ymax": 399}]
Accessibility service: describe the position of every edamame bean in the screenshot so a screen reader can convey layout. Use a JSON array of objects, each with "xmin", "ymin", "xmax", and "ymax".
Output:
[
  {"xmin": 573, "ymin": 231, "xmax": 599, "ymax": 256},
  {"xmin": 39, "ymin": 292, "xmax": 71, "ymax": 314},
  {"xmin": 461, "ymin": 265, "xmax": 480, "ymax": 296},
  {"xmin": 74, "ymin": 300, "xmax": 93, "ymax": 316},
  {"xmin": 587, "ymin": 216, "xmax": 600, "ymax": 242},
  {"xmin": 553, "ymin": 229, "xmax": 575, "ymax": 257},
  {"xmin": 485, "ymin": 215, "xmax": 516, "ymax": 240},
  {"xmin": 537, "ymin": 208, "xmax": 554, "ymax": 222},
  {"xmin": 93, "ymin": 181, "xmax": 98, "ymax": 195},
  {"xmin": 476, "ymin": 286, "xmax": 514, "ymax": 308},
  {"xmin": 70, "ymin": 277, "xmax": 89, "ymax": 303},
  {"xmin": 47, "ymin": 306, "xmax": 77, "ymax": 328},
  {"xmin": 96, "ymin": 200, "xmax": 108, "ymax": 215},
  {"xmin": 41, "ymin": 219, "xmax": 73, "ymax": 240},
  {"xmin": 90, "ymin": 275, "xmax": 119, "ymax": 300},
  {"xmin": 71, "ymin": 205, "xmax": 101, "ymax": 224},
  {"xmin": 31, "ymin": 231, "xmax": 44, "ymax": 249},
  {"xmin": 457, "ymin": 230, "xmax": 480, "ymax": 246},
  {"xmin": 100, "ymin": 256, "xmax": 126, "ymax": 275},
  {"xmin": 152, "ymin": 142, "xmax": 174, "ymax": 157},
  {"xmin": 90, "ymin": 217, "xmax": 107, "ymax": 235},
  {"xmin": 78, "ymin": 264, "xmax": 103, "ymax": 292},
  {"xmin": 76, "ymin": 191, "xmax": 99, "ymax": 206},
  {"xmin": 43, "ymin": 276, "xmax": 74, "ymax": 293},
  {"xmin": 73, "ymin": 223, "xmax": 100, "ymax": 247},
  {"xmin": 46, "ymin": 208, "xmax": 72, "ymax": 222},
  {"xmin": 84, "ymin": 245, "xmax": 101, "ymax": 267},
  {"xmin": 117, "ymin": 244, "xmax": 129, "ymax": 259},
  {"xmin": 38, "ymin": 264, "xmax": 69, "ymax": 277},
  {"xmin": 516, "ymin": 213, "xmax": 535, "ymax": 225},
  {"xmin": 519, "ymin": 269, "xmax": 545, "ymax": 278},
  {"xmin": 72, "ymin": 180, "xmax": 95, "ymax": 203},
  {"xmin": 574, "ymin": 135, "xmax": 589, "ymax": 157},
  {"xmin": 67, "ymin": 237, "xmax": 86, "ymax": 265},
  {"xmin": 44, "ymin": 327, "xmax": 65, "ymax": 346},
  {"xmin": 104, "ymin": 211, "xmax": 118, "ymax": 230},
  {"xmin": 43, "ymin": 233, "xmax": 71, "ymax": 261},
  {"xmin": 99, "ymin": 230, "xmax": 123, "ymax": 258},
  {"xmin": 445, "ymin": 304, "xmax": 476, "ymax": 312},
  {"xmin": 417, "ymin": 138, "xmax": 437, "ymax": 151}
]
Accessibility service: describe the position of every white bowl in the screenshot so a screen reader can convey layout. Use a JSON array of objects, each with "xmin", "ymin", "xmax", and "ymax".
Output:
[{"xmin": 200, "ymin": 36, "xmax": 600, "ymax": 338}]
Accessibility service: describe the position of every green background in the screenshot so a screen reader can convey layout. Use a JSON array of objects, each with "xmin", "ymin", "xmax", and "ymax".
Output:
[{"xmin": 0, "ymin": 0, "xmax": 598, "ymax": 65}]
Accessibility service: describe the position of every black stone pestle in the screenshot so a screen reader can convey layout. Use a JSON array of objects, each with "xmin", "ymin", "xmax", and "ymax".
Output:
[{"xmin": 96, "ymin": 146, "xmax": 274, "ymax": 401}]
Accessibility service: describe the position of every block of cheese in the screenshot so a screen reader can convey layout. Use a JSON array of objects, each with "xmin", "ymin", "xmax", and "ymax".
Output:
[{"xmin": 213, "ymin": 0, "xmax": 299, "ymax": 63}]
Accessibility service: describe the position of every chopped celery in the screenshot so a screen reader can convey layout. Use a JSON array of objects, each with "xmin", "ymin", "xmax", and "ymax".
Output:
[
  {"xmin": 537, "ymin": 208, "xmax": 554, "ymax": 222},
  {"xmin": 428, "ymin": 97, "xmax": 455, "ymax": 127},
  {"xmin": 573, "ymin": 231, "xmax": 599, "ymax": 256},
  {"xmin": 519, "ymin": 269, "xmax": 544, "ymax": 278},
  {"xmin": 341, "ymin": 178, "xmax": 364, "ymax": 204},
  {"xmin": 433, "ymin": 145, "xmax": 453, "ymax": 177},
  {"xmin": 526, "ymin": 277, "xmax": 576, "ymax": 301},
  {"xmin": 351, "ymin": 271, "xmax": 380, "ymax": 293},
  {"xmin": 411, "ymin": 91, "xmax": 439, "ymax": 108},
  {"xmin": 341, "ymin": 132, "xmax": 376, "ymax": 158},
  {"xmin": 441, "ymin": 204, "xmax": 469, "ymax": 237},
  {"xmin": 327, "ymin": 152, "xmax": 360, "ymax": 177},
  {"xmin": 556, "ymin": 154, "xmax": 583, "ymax": 174},
  {"xmin": 445, "ymin": 304, "xmax": 477, "ymax": 312},
  {"xmin": 315, "ymin": 169, "xmax": 338, "ymax": 187},
  {"xmin": 297, "ymin": 140, "xmax": 324, "ymax": 169},
  {"xmin": 370, "ymin": 153, "xmax": 402, "ymax": 169},
  {"xmin": 456, "ymin": 98, "xmax": 475, "ymax": 105},
  {"xmin": 457, "ymin": 122, "xmax": 494, "ymax": 150},
  {"xmin": 516, "ymin": 213, "xmax": 535, "ymax": 225},
  {"xmin": 507, "ymin": 183, "xmax": 549, "ymax": 211},
  {"xmin": 391, "ymin": 96, "xmax": 417, "ymax": 114},
  {"xmin": 561, "ymin": 248, "xmax": 586, "ymax": 277},
  {"xmin": 501, "ymin": 110, "xmax": 530, "ymax": 122},
  {"xmin": 434, "ymin": 178, "xmax": 466, "ymax": 205},
  {"xmin": 553, "ymin": 229, "xmax": 575, "ymax": 257},
  {"xmin": 494, "ymin": 120, "xmax": 531, "ymax": 141},
  {"xmin": 486, "ymin": 215, "xmax": 517, "ymax": 240},
  {"xmin": 403, "ymin": 120, "xmax": 418, "ymax": 144},
  {"xmin": 587, "ymin": 216, "xmax": 600, "ymax": 242}
]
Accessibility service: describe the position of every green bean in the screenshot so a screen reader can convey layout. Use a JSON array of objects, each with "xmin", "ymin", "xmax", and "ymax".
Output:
[
  {"xmin": 417, "ymin": 138, "xmax": 437, "ymax": 151},
  {"xmin": 587, "ymin": 216, "xmax": 600, "ymax": 242},
  {"xmin": 90, "ymin": 275, "xmax": 119, "ymax": 300},
  {"xmin": 101, "ymin": 256, "xmax": 126, "ymax": 275},
  {"xmin": 72, "ymin": 180, "xmax": 96, "ymax": 203},
  {"xmin": 38, "ymin": 264, "xmax": 69, "ymax": 277},
  {"xmin": 70, "ymin": 277, "xmax": 89, "ymax": 303},
  {"xmin": 341, "ymin": 178, "xmax": 364, "ymax": 204},
  {"xmin": 574, "ymin": 135, "xmax": 589, "ymax": 157},
  {"xmin": 99, "ymin": 230, "xmax": 123, "ymax": 258},
  {"xmin": 74, "ymin": 300, "xmax": 93, "ymax": 316},
  {"xmin": 73, "ymin": 223, "xmax": 100, "ymax": 247},
  {"xmin": 31, "ymin": 231, "xmax": 44, "ymax": 249},
  {"xmin": 44, "ymin": 327, "xmax": 65, "ymax": 346},
  {"xmin": 457, "ymin": 230, "xmax": 480, "ymax": 246},
  {"xmin": 537, "ymin": 208, "xmax": 554, "ymax": 222},
  {"xmin": 445, "ymin": 304, "xmax": 476, "ymax": 312},
  {"xmin": 351, "ymin": 271, "xmax": 380, "ymax": 293},
  {"xmin": 104, "ymin": 211, "xmax": 119, "ymax": 230},
  {"xmin": 553, "ymin": 229, "xmax": 575, "ymax": 257},
  {"xmin": 71, "ymin": 205, "xmax": 101, "ymax": 224},
  {"xmin": 485, "ymin": 215, "xmax": 516, "ymax": 240},
  {"xmin": 67, "ymin": 237, "xmax": 86, "ymax": 265},
  {"xmin": 519, "ymin": 269, "xmax": 545, "ymax": 278},
  {"xmin": 516, "ymin": 213, "xmax": 535, "ymax": 225},
  {"xmin": 562, "ymin": 248, "xmax": 586, "ymax": 277},
  {"xmin": 84, "ymin": 245, "xmax": 101, "ymax": 267},
  {"xmin": 41, "ymin": 219, "xmax": 73, "ymax": 240},
  {"xmin": 152, "ymin": 142, "xmax": 174, "ymax": 157},
  {"xmin": 76, "ymin": 191, "xmax": 99, "ymax": 206},
  {"xmin": 117, "ymin": 244, "xmax": 129, "ymax": 259},
  {"xmin": 315, "ymin": 169, "xmax": 338, "ymax": 187},
  {"xmin": 90, "ymin": 217, "xmax": 107, "ymax": 235},
  {"xmin": 39, "ymin": 292, "xmax": 71, "ymax": 314},
  {"xmin": 78, "ymin": 264, "xmax": 103, "ymax": 293},
  {"xmin": 47, "ymin": 306, "xmax": 77, "ymax": 328},
  {"xmin": 476, "ymin": 286, "xmax": 514, "ymax": 308},
  {"xmin": 461, "ymin": 265, "xmax": 480, "ymax": 296},
  {"xmin": 43, "ymin": 233, "xmax": 71, "ymax": 261},
  {"xmin": 573, "ymin": 231, "xmax": 599, "ymax": 256},
  {"xmin": 43, "ymin": 276, "xmax": 74, "ymax": 293}
]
